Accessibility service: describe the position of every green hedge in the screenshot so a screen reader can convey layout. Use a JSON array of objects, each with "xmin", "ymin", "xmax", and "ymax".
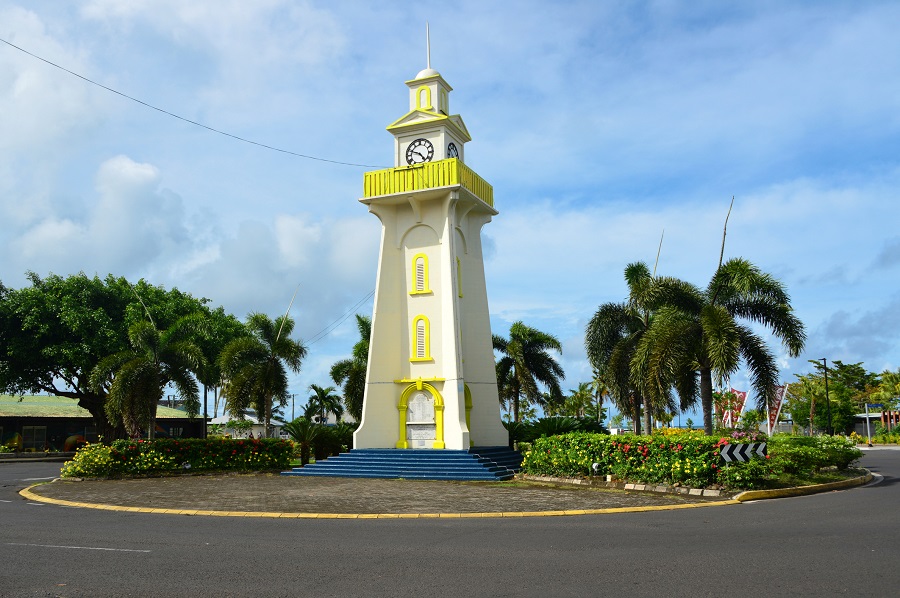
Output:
[
  {"xmin": 60, "ymin": 437, "xmax": 293, "ymax": 478},
  {"xmin": 522, "ymin": 432, "xmax": 864, "ymax": 490}
]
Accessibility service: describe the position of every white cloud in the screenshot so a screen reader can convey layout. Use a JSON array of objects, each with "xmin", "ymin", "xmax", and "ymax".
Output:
[{"xmin": 2, "ymin": 1, "xmax": 900, "ymax": 409}]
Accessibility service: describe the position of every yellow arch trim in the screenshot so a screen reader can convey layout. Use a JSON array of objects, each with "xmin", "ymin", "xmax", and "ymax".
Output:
[
  {"xmin": 410, "ymin": 253, "xmax": 431, "ymax": 295},
  {"xmin": 396, "ymin": 381, "xmax": 445, "ymax": 449},
  {"xmin": 416, "ymin": 85, "xmax": 433, "ymax": 111},
  {"xmin": 410, "ymin": 315, "xmax": 432, "ymax": 362}
]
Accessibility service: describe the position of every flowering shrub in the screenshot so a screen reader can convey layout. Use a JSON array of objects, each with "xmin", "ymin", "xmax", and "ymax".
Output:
[
  {"xmin": 60, "ymin": 437, "xmax": 293, "ymax": 478},
  {"xmin": 522, "ymin": 431, "xmax": 863, "ymax": 490},
  {"xmin": 521, "ymin": 432, "xmax": 723, "ymax": 488},
  {"xmin": 717, "ymin": 458, "xmax": 775, "ymax": 489}
]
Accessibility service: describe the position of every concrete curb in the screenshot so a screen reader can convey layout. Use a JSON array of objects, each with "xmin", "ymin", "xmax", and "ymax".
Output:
[
  {"xmin": 520, "ymin": 474, "xmax": 733, "ymax": 498},
  {"xmin": 19, "ymin": 482, "xmax": 738, "ymax": 519},
  {"xmin": 733, "ymin": 470, "xmax": 873, "ymax": 502}
]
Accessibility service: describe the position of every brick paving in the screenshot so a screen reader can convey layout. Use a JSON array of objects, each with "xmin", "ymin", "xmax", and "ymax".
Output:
[{"xmin": 29, "ymin": 473, "xmax": 728, "ymax": 514}]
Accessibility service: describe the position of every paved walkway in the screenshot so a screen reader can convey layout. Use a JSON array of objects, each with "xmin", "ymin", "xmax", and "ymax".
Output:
[{"xmin": 24, "ymin": 473, "xmax": 735, "ymax": 518}]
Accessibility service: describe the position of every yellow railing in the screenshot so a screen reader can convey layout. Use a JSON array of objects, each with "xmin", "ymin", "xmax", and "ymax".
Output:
[{"xmin": 363, "ymin": 158, "xmax": 494, "ymax": 207}]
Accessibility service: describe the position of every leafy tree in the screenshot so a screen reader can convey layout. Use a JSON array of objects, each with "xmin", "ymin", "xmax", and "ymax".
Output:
[
  {"xmin": 330, "ymin": 314, "xmax": 370, "ymax": 422},
  {"xmin": 786, "ymin": 362, "xmax": 880, "ymax": 434},
  {"xmin": 634, "ymin": 258, "xmax": 806, "ymax": 435},
  {"xmin": 872, "ymin": 369, "xmax": 900, "ymax": 411},
  {"xmin": 305, "ymin": 384, "xmax": 344, "ymax": 424},
  {"xmin": 0, "ymin": 272, "xmax": 215, "ymax": 439},
  {"xmin": 492, "ymin": 321, "xmax": 565, "ymax": 423},
  {"xmin": 90, "ymin": 316, "xmax": 205, "ymax": 438},
  {"xmin": 219, "ymin": 313, "xmax": 307, "ymax": 438}
]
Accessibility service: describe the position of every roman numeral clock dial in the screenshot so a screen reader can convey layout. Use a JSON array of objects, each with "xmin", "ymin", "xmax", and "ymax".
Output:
[{"xmin": 405, "ymin": 138, "xmax": 434, "ymax": 164}]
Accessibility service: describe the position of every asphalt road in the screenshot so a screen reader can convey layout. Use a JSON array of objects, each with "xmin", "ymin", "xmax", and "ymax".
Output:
[{"xmin": 2, "ymin": 451, "xmax": 898, "ymax": 598}]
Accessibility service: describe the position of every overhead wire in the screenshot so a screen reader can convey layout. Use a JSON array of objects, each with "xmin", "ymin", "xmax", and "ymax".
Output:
[
  {"xmin": 0, "ymin": 36, "xmax": 384, "ymax": 168},
  {"xmin": 0, "ymin": 37, "xmax": 434, "ymax": 348},
  {"xmin": 305, "ymin": 289, "xmax": 375, "ymax": 346}
]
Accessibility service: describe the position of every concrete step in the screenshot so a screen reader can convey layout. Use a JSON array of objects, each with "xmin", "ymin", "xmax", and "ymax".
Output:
[{"xmin": 280, "ymin": 446, "xmax": 521, "ymax": 481}]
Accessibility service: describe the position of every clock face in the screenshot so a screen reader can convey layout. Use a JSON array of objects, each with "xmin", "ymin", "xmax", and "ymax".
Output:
[
  {"xmin": 406, "ymin": 138, "xmax": 434, "ymax": 165},
  {"xmin": 447, "ymin": 142, "xmax": 459, "ymax": 159}
]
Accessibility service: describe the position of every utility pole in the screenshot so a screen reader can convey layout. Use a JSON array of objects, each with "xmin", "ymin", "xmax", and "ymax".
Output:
[{"xmin": 822, "ymin": 358, "xmax": 833, "ymax": 435}]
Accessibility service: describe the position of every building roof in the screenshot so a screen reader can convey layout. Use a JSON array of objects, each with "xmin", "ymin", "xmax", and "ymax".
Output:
[{"xmin": 0, "ymin": 395, "xmax": 195, "ymax": 419}]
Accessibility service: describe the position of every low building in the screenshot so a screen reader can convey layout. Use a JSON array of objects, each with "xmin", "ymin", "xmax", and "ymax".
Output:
[{"xmin": 0, "ymin": 395, "xmax": 204, "ymax": 451}]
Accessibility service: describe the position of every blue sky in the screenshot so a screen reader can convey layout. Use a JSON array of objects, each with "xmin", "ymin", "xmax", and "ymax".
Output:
[{"xmin": 2, "ymin": 1, "xmax": 899, "ymax": 421}]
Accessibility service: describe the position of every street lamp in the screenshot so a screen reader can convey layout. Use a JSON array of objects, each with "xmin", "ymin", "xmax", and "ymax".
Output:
[{"xmin": 821, "ymin": 358, "xmax": 833, "ymax": 435}]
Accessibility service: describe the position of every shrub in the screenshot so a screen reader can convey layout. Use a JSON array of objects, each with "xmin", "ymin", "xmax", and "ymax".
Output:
[
  {"xmin": 767, "ymin": 434, "xmax": 862, "ymax": 473},
  {"xmin": 717, "ymin": 457, "xmax": 775, "ymax": 490},
  {"xmin": 522, "ymin": 432, "xmax": 862, "ymax": 490},
  {"xmin": 60, "ymin": 438, "xmax": 293, "ymax": 478},
  {"xmin": 521, "ymin": 432, "xmax": 722, "ymax": 488}
]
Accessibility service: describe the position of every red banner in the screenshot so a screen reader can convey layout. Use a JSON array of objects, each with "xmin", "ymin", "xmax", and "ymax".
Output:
[
  {"xmin": 768, "ymin": 384, "xmax": 788, "ymax": 429},
  {"xmin": 729, "ymin": 388, "xmax": 748, "ymax": 427}
]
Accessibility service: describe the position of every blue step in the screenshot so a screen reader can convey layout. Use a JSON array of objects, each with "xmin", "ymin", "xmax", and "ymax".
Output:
[{"xmin": 281, "ymin": 447, "xmax": 522, "ymax": 481}]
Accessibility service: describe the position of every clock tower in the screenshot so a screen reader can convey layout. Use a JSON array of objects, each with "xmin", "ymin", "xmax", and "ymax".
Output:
[{"xmin": 353, "ymin": 60, "xmax": 508, "ymax": 451}]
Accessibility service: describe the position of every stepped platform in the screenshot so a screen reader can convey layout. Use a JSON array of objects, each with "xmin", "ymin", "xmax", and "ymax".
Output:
[{"xmin": 281, "ymin": 447, "xmax": 522, "ymax": 481}]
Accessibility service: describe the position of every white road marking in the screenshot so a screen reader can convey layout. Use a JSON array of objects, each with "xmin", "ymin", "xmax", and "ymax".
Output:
[
  {"xmin": 27, "ymin": 502, "xmax": 46, "ymax": 506},
  {"xmin": 21, "ymin": 477, "xmax": 56, "ymax": 481},
  {"xmin": 5, "ymin": 543, "xmax": 150, "ymax": 553}
]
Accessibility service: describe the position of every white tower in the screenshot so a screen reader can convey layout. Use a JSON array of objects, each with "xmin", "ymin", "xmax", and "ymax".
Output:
[{"xmin": 353, "ymin": 56, "xmax": 507, "ymax": 450}]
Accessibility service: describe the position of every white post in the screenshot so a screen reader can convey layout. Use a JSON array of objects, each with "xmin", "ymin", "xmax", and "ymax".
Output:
[{"xmin": 865, "ymin": 403, "xmax": 872, "ymax": 446}]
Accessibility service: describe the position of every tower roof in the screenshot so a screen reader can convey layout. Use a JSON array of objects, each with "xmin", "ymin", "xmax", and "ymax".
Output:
[{"xmin": 415, "ymin": 67, "xmax": 440, "ymax": 80}]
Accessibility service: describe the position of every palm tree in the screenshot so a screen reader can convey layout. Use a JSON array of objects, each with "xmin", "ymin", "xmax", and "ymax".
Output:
[
  {"xmin": 330, "ymin": 314, "xmax": 370, "ymax": 422},
  {"xmin": 306, "ymin": 384, "xmax": 344, "ymax": 424},
  {"xmin": 219, "ymin": 313, "xmax": 307, "ymax": 438},
  {"xmin": 585, "ymin": 262, "xmax": 677, "ymax": 435},
  {"xmin": 634, "ymin": 258, "xmax": 806, "ymax": 435},
  {"xmin": 91, "ymin": 316, "xmax": 205, "ymax": 438},
  {"xmin": 563, "ymin": 382, "xmax": 594, "ymax": 418},
  {"xmin": 492, "ymin": 321, "xmax": 565, "ymax": 422},
  {"xmin": 589, "ymin": 372, "xmax": 610, "ymax": 423},
  {"xmin": 281, "ymin": 417, "xmax": 320, "ymax": 466}
]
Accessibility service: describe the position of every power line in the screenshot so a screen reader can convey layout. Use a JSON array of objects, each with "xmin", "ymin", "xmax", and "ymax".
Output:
[
  {"xmin": 0, "ymin": 36, "xmax": 383, "ymax": 169},
  {"xmin": 305, "ymin": 289, "xmax": 375, "ymax": 346}
]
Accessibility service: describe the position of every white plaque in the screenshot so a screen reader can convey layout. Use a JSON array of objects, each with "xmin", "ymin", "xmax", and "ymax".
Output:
[{"xmin": 408, "ymin": 392, "xmax": 434, "ymax": 423}]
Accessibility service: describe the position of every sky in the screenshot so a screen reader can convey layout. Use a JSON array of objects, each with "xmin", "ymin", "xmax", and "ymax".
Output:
[{"xmin": 2, "ymin": 1, "xmax": 899, "ymax": 422}]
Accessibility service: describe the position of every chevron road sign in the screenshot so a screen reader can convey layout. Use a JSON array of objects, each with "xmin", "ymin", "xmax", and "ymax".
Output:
[{"xmin": 720, "ymin": 442, "xmax": 767, "ymax": 463}]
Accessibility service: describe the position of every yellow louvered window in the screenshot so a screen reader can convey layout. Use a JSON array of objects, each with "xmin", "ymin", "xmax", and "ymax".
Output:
[
  {"xmin": 410, "ymin": 254, "xmax": 430, "ymax": 295},
  {"xmin": 411, "ymin": 315, "xmax": 431, "ymax": 362}
]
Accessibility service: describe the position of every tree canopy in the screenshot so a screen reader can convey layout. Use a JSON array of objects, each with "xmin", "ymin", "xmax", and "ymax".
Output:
[{"xmin": 0, "ymin": 272, "xmax": 224, "ymax": 439}]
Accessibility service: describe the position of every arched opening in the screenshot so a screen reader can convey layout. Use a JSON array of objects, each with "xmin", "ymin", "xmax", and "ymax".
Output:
[{"xmin": 397, "ymin": 382, "xmax": 445, "ymax": 449}]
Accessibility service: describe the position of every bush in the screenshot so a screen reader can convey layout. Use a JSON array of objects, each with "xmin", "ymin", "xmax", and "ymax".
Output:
[
  {"xmin": 521, "ymin": 432, "xmax": 723, "ymax": 488},
  {"xmin": 503, "ymin": 417, "xmax": 609, "ymax": 446},
  {"xmin": 717, "ymin": 458, "xmax": 776, "ymax": 489},
  {"xmin": 60, "ymin": 438, "xmax": 293, "ymax": 478},
  {"xmin": 767, "ymin": 434, "xmax": 862, "ymax": 473},
  {"xmin": 522, "ymin": 432, "xmax": 863, "ymax": 490}
]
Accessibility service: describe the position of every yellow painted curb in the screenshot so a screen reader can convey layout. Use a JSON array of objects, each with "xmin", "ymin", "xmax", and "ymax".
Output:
[
  {"xmin": 733, "ymin": 471, "xmax": 873, "ymax": 502},
  {"xmin": 20, "ymin": 483, "xmax": 741, "ymax": 519}
]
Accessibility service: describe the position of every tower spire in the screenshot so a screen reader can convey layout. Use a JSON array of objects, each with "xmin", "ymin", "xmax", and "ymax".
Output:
[{"xmin": 426, "ymin": 22, "xmax": 431, "ymax": 70}]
